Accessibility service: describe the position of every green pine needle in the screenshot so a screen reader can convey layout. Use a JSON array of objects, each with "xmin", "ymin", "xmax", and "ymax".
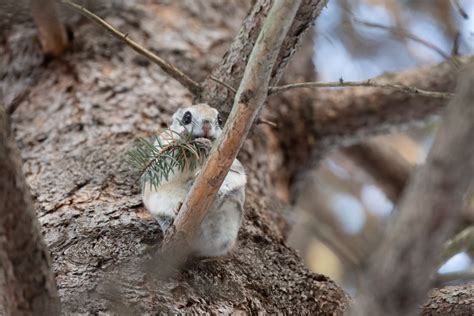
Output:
[{"xmin": 126, "ymin": 130, "xmax": 211, "ymax": 190}]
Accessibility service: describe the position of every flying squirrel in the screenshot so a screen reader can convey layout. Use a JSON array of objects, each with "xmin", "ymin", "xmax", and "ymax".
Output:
[{"xmin": 142, "ymin": 104, "xmax": 247, "ymax": 257}]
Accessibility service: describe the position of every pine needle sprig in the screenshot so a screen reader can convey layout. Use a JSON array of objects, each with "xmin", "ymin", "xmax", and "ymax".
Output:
[{"xmin": 126, "ymin": 130, "xmax": 211, "ymax": 190}]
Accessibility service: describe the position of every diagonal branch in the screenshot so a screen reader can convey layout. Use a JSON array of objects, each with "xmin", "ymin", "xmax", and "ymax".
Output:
[
  {"xmin": 164, "ymin": 0, "xmax": 302, "ymax": 253},
  {"xmin": 62, "ymin": 0, "xmax": 202, "ymax": 95},
  {"xmin": 353, "ymin": 19, "xmax": 451, "ymax": 61},
  {"xmin": 353, "ymin": 63, "xmax": 474, "ymax": 316}
]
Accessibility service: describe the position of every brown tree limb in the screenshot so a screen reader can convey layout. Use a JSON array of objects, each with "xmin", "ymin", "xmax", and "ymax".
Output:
[
  {"xmin": 62, "ymin": 0, "xmax": 202, "ymax": 95},
  {"xmin": 353, "ymin": 64, "xmax": 474, "ymax": 316},
  {"xmin": 0, "ymin": 107, "xmax": 60, "ymax": 315},
  {"xmin": 268, "ymin": 56, "xmax": 472, "ymax": 198},
  {"xmin": 342, "ymin": 139, "xmax": 413, "ymax": 202},
  {"xmin": 31, "ymin": 0, "xmax": 69, "ymax": 56},
  {"xmin": 311, "ymin": 55, "xmax": 473, "ymax": 153},
  {"xmin": 270, "ymin": 79, "xmax": 454, "ymax": 99},
  {"xmin": 165, "ymin": 0, "xmax": 302, "ymax": 253}
]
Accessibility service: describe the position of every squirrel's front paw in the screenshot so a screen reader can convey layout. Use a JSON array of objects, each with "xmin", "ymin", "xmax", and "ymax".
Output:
[
  {"xmin": 194, "ymin": 137, "xmax": 213, "ymax": 154},
  {"xmin": 157, "ymin": 214, "xmax": 174, "ymax": 234}
]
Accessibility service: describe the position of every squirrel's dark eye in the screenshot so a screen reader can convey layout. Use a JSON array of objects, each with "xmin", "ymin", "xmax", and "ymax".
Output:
[
  {"xmin": 182, "ymin": 111, "xmax": 192, "ymax": 125},
  {"xmin": 217, "ymin": 113, "xmax": 223, "ymax": 126}
]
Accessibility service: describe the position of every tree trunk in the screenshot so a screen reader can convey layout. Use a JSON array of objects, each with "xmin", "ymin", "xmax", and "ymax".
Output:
[{"xmin": 0, "ymin": 109, "xmax": 59, "ymax": 315}]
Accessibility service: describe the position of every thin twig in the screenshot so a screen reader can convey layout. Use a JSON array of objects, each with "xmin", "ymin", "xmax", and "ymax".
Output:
[
  {"xmin": 451, "ymin": 0, "xmax": 469, "ymax": 19},
  {"xmin": 256, "ymin": 118, "xmax": 278, "ymax": 128},
  {"xmin": 353, "ymin": 18, "xmax": 451, "ymax": 60},
  {"xmin": 62, "ymin": 0, "xmax": 202, "ymax": 95},
  {"xmin": 209, "ymin": 76, "xmax": 237, "ymax": 94},
  {"xmin": 270, "ymin": 79, "xmax": 454, "ymax": 99},
  {"xmin": 451, "ymin": 32, "xmax": 461, "ymax": 57}
]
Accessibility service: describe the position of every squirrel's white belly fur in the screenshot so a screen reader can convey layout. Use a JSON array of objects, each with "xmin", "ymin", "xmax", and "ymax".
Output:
[{"xmin": 142, "ymin": 160, "xmax": 246, "ymax": 257}]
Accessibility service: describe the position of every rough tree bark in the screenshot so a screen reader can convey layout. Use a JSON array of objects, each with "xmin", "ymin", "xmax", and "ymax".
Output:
[
  {"xmin": 2, "ymin": 0, "xmax": 473, "ymax": 314},
  {"xmin": 0, "ymin": 109, "xmax": 60, "ymax": 315},
  {"xmin": 422, "ymin": 284, "xmax": 474, "ymax": 315},
  {"xmin": 2, "ymin": 1, "xmax": 347, "ymax": 314}
]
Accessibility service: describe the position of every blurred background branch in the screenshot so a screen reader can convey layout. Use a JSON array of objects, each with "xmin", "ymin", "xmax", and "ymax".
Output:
[
  {"xmin": 31, "ymin": 0, "xmax": 69, "ymax": 56},
  {"xmin": 342, "ymin": 139, "xmax": 412, "ymax": 202}
]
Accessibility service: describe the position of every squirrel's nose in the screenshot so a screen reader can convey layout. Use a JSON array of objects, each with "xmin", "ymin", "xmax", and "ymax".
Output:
[{"xmin": 202, "ymin": 121, "xmax": 211, "ymax": 136}]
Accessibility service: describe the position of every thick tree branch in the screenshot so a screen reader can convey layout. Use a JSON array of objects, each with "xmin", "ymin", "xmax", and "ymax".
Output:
[
  {"xmin": 62, "ymin": 0, "xmax": 202, "ymax": 95},
  {"xmin": 310, "ymin": 55, "xmax": 474, "ymax": 155},
  {"xmin": 0, "ymin": 107, "xmax": 60, "ymax": 315},
  {"xmin": 31, "ymin": 0, "xmax": 69, "ymax": 56},
  {"xmin": 269, "ymin": 56, "xmax": 472, "ymax": 195},
  {"xmin": 353, "ymin": 64, "xmax": 474, "ymax": 316},
  {"xmin": 165, "ymin": 0, "xmax": 302, "ymax": 253}
]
